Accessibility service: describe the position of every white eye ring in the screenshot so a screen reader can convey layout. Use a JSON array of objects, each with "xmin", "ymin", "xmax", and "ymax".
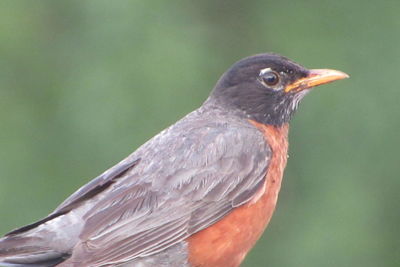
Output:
[
  {"xmin": 259, "ymin": 68, "xmax": 280, "ymax": 87},
  {"xmin": 259, "ymin": 68, "xmax": 272, "ymax": 76}
]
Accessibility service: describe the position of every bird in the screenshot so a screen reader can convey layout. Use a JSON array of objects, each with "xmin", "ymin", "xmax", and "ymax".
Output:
[{"xmin": 0, "ymin": 53, "xmax": 348, "ymax": 267}]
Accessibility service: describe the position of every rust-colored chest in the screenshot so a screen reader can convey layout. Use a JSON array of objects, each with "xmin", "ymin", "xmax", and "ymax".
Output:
[{"xmin": 188, "ymin": 121, "xmax": 289, "ymax": 267}]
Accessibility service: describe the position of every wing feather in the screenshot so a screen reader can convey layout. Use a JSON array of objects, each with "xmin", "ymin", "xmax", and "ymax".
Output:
[{"xmin": 66, "ymin": 115, "xmax": 271, "ymax": 266}]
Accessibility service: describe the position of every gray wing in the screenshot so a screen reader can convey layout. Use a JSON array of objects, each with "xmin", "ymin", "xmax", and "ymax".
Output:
[
  {"xmin": 67, "ymin": 115, "xmax": 271, "ymax": 266},
  {"xmin": 4, "ymin": 158, "xmax": 140, "ymax": 237},
  {"xmin": 54, "ymin": 157, "xmax": 141, "ymax": 214}
]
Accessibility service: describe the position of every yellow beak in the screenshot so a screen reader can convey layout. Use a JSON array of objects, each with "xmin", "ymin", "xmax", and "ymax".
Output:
[{"xmin": 284, "ymin": 69, "xmax": 349, "ymax": 93}]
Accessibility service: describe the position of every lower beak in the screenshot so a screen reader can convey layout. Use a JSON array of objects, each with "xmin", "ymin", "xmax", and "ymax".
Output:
[{"xmin": 284, "ymin": 69, "xmax": 349, "ymax": 93}]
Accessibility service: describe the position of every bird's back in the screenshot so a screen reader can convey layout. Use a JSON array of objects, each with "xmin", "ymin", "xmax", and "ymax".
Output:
[{"xmin": 0, "ymin": 104, "xmax": 270, "ymax": 267}]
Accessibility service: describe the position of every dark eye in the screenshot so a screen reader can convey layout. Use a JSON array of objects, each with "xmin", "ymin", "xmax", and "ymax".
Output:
[{"xmin": 260, "ymin": 70, "xmax": 280, "ymax": 86}]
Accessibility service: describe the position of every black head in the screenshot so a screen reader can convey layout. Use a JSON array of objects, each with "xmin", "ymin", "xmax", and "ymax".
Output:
[{"xmin": 208, "ymin": 53, "xmax": 348, "ymax": 126}]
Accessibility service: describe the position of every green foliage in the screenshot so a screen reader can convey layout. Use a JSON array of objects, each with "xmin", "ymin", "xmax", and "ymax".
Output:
[{"xmin": 0, "ymin": 1, "xmax": 399, "ymax": 266}]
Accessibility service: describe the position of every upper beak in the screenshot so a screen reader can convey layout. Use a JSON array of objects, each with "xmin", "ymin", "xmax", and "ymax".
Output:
[{"xmin": 284, "ymin": 69, "xmax": 349, "ymax": 93}]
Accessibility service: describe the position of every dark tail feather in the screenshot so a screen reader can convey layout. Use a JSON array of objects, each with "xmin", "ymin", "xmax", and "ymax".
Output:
[{"xmin": 0, "ymin": 234, "xmax": 69, "ymax": 267}]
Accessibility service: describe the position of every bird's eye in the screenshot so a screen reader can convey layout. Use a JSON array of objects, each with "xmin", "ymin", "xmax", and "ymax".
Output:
[{"xmin": 260, "ymin": 69, "xmax": 280, "ymax": 86}]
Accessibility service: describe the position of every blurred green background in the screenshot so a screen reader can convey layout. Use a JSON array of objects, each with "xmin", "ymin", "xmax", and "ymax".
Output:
[{"xmin": 0, "ymin": 1, "xmax": 399, "ymax": 266}]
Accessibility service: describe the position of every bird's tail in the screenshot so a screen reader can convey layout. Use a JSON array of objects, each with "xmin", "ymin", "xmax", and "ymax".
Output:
[
  {"xmin": 0, "ymin": 232, "xmax": 69, "ymax": 267},
  {"xmin": 0, "ymin": 212, "xmax": 80, "ymax": 267}
]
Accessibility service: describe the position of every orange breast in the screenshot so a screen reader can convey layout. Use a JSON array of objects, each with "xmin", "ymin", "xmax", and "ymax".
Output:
[{"xmin": 188, "ymin": 121, "xmax": 289, "ymax": 267}]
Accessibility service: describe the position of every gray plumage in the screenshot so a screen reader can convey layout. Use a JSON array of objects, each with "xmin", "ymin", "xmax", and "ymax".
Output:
[{"xmin": 0, "ymin": 99, "xmax": 271, "ymax": 267}]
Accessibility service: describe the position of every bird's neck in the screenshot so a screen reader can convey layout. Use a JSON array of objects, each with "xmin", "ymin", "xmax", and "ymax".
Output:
[{"xmin": 203, "ymin": 95, "xmax": 298, "ymax": 127}]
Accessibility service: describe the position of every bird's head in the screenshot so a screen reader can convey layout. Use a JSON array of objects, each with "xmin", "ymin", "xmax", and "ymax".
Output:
[{"xmin": 209, "ymin": 53, "xmax": 349, "ymax": 126}]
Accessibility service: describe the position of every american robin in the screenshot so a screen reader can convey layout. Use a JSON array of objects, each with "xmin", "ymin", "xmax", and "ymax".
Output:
[{"xmin": 0, "ymin": 53, "xmax": 348, "ymax": 267}]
